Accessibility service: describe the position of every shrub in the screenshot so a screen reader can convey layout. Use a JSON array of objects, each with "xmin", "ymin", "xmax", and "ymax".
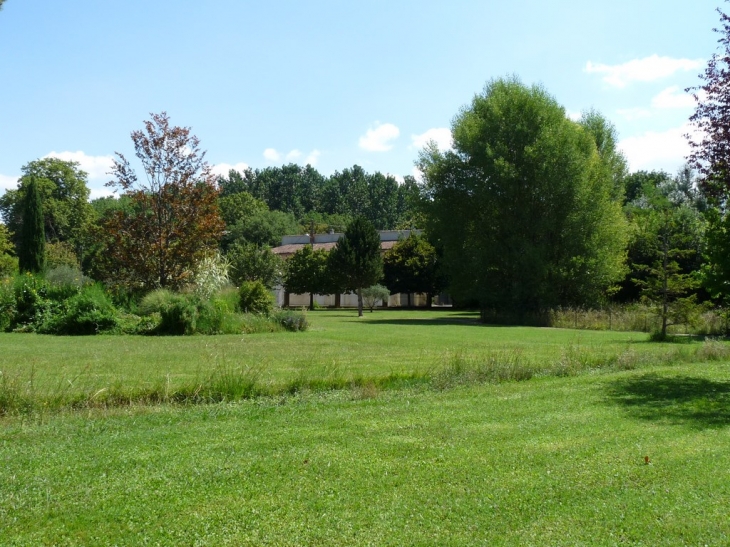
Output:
[
  {"xmin": 38, "ymin": 284, "xmax": 119, "ymax": 335},
  {"xmin": 45, "ymin": 241, "xmax": 80, "ymax": 270},
  {"xmin": 0, "ymin": 278, "xmax": 15, "ymax": 331},
  {"xmin": 139, "ymin": 288, "xmax": 177, "ymax": 316},
  {"xmin": 271, "ymin": 308, "xmax": 309, "ymax": 331},
  {"xmin": 11, "ymin": 273, "xmax": 52, "ymax": 330},
  {"xmin": 362, "ymin": 284, "xmax": 390, "ymax": 312},
  {"xmin": 46, "ymin": 265, "xmax": 89, "ymax": 301},
  {"xmin": 238, "ymin": 281, "xmax": 274, "ymax": 315},
  {"xmin": 156, "ymin": 293, "xmax": 200, "ymax": 335}
]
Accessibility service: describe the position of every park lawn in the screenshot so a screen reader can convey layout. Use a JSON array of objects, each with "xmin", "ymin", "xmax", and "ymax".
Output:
[
  {"xmin": 2, "ymin": 360, "xmax": 730, "ymax": 546},
  {"xmin": 0, "ymin": 310, "xmax": 697, "ymax": 408}
]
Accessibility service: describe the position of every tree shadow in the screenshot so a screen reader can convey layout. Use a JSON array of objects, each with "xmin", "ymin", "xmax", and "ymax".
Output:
[
  {"xmin": 604, "ymin": 373, "xmax": 730, "ymax": 429},
  {"xmin": 357, "ymin": 315, "xmax": 487, "ymax": 327}
]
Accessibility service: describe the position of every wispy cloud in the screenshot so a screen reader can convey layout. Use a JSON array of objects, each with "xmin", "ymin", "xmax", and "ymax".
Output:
[
  {"xmin": 585, "ymin": 55, "xmax": 704, "ymax": 88},
  {"xmin": 44, "ymin": 150, "xmax": 115, "ymax": 181},
  {"xmin": 359, "ymin": 122, "xmax": 400, "ymax": 152},
  {"xmin": 410, "ymin": 127, "xmax": 453, "ymax": 151}
]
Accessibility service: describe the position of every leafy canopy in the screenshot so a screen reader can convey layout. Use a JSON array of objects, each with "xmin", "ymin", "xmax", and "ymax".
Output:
[{"xmin": 419, "ymin": 77, "xmax": 628, "ymax": 316}]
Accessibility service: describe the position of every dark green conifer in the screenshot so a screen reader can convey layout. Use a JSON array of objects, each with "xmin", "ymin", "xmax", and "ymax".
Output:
[{"xmin": 19, "ymin": 177, "xmax": 45, "ymax": 273}]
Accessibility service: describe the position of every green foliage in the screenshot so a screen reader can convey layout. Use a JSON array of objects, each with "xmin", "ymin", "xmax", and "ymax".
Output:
[
  {"xmin": 224, "ymin": 208, "xmax": 299, "ymax": 248},
  {"xmin": 362, "ymin": 284, "xmax": 390, "ymax": 311},
  {"xmin": 419, "ymin": 77, "xmax": 628, "ymax": 317},
  {"xmin": 383, "ymin": 233, "xmax": 443, "ymax": 305},
  {"xmin": 284, "ymin": 245, "xmax": 330, "ymax": 309},
  {"xmin": 38, "ymin": 284, "xmax": 119, "ymax": 335},
  {"xmin": 154, "ymin": 293, "xmax": 228, "ymax": 335},
  {"xmin": 45, "ymin": 265, "xmax": 88, "ymax": 300},
  {"xmin": 218, "ymin": 191, "xmax": 268, "ymax": 226},
  {"xmin": 18, "ymin": 177, "xmax": 46, "ymax": 274},
  {"xmin": 226, "ymin": 242, "xmax": 283, "ymax": 289},
  {"xmin": 238, "ymin": 280, "xmax": 275, "ymax": 315},
  {"xmin": 0, "ymin": 158, "xmax": 94, "ymax": 256},
  {"xmin": 631, "ymin": 189, "xmax": 704, "ymax": 337},
  {"xmin": 328, "ymin": 216, "xmax": 383, "ymax": 316},
  {"xmin": 0, "ymin": 223, "xmax": 16, "ymax": 278},
  {"xmin": 270, "ymin": 308, "xmax": 310, "ymax": 331},
  {"xmin": 45, "ymin": 241, "xmax": 80, "ymax": 270},
  {"xmin": 138, "ymin": 288, "xmax": 177, "ymax": 316}
]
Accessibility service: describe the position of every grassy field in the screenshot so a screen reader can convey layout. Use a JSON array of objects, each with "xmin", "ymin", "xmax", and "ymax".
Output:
[
  {"xmin": 2, "ymin": 310, "xmax": 730, "ymax": 545},
  {"xmin": 0, "ymin": 310, "xmax": 723, "ymax": 411}
]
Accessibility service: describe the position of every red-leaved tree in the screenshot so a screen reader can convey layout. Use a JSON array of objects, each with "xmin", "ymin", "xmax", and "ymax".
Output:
[{"xmin": 102, "ymin": 112, "xmax": 224, "ymax": 289}]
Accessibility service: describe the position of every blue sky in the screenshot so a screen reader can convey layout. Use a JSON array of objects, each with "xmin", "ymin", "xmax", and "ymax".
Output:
[{"xmin": 0, "ymin": 0, "xmax": 721, "ymax": 198}]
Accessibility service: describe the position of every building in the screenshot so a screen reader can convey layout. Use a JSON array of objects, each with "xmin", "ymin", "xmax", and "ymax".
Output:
[{"xmin": 271, "ymin": 230, "xmax": 449, "ymax": 308}]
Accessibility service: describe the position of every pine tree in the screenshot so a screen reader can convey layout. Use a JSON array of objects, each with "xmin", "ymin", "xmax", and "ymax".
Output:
[
  {"xmin": 328, "ymin": 216, "xmax": 383, "ymax": 316},
  {"xmin": 19, "ymin": 177, "xmax": 45, "ymax": 273}
]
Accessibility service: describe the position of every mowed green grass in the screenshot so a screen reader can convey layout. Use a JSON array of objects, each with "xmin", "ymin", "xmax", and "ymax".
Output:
[
  {"xmin": 2, "ymin": 363, "xmax": 730, "ymax": 545},
  {"xmin": 0, "ymin": 310, "xmax": 684, "ymax": 400},
  {"xmin": 2, "ymin": 310, "xmax": 730, "ymax": 545}
]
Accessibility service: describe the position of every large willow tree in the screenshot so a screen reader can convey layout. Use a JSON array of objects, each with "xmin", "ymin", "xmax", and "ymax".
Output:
[{"xmin": 418, "ymin": 77, "xmax": 628, "ymax": 319}]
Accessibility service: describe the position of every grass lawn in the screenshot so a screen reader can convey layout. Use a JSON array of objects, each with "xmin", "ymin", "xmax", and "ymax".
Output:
[
  {"xmin": 0, "ymin": 310, "xmax": 706, "ymax": 408},
  {"xmin": 1, "ymin": 310, "xmax": 730, "ymax": 545}
]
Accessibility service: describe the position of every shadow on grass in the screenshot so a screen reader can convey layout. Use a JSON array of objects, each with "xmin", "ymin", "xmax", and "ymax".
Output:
[
  {"xmin": 356, "ymin": 315, "xmax": 486, "ymax": 327},
  {"xmin": 605, "ymin": 373, "xmax": 730, "ymax": 428}
]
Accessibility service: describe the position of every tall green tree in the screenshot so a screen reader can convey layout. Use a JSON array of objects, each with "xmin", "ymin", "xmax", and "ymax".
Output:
[
  {"xmin": 18, "ymin": 177, "xmax": 46, "ymax": 273},
  {"xmin": 383, "ymin": 233, "xmax": 443, "ymax": 306},
  {"xmin": 0, "ymin": 158, "xmax": 94, "ymax": 258},
  {"xmin": 284, "ymin": 245, "xmax": 330, "ymax": 310},
  {"xmin": 418, "ymin": 77, "xmax": 628, "ymax": 319},
  {"xmin": 328, "ymin": 217, "xmax": 383, "ymax": 316}
]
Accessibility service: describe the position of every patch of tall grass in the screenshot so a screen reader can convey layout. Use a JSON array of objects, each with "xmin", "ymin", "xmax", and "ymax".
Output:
[{"xmin": 3, "ymin": 336, "xmax": 728, "ymax": 417}]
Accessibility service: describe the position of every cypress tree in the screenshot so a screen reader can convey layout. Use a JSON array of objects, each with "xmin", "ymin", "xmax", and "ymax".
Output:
[{"xmin": 19, "ymin": 177, "xmax": 46, "ymax": 273}]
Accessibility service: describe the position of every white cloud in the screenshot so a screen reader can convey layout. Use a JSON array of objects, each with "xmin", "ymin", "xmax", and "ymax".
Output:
[
  {"xmin": 44, "ymin": 150, "xmax": 115, "ymax": 181},
  {"xmin": 211, "ymin": 162, "xmax": 250, "ymax": 177},
  {"xmin": 616, "ymin": 107, "xmax": 652, "ymax": 121},
  {"xmin": 304, "ymin": 150, "xmax": 321, "ymax": 166},
  {"xmin": 585, "ymin": 55, "xmax": 704, "ymax": 88},
  {"xmin": 88, "ymin": 187, "xmax": 116, "ymax": 200},
  {"xmin": 651, "ymin": 85, "xmax": 701, "ymax": 109},
  {"xmin": 0, "ymin": 173, "xmax": 19, "ymax": 191},
  {"xmin": 566, "ymin": 110, "xmax": 582, "ymax": 121},
  {"xmin": 618, "ymin": 122, "xmax": 696, "ymax": 172},
  {"xmin": 410, "ymin": 127, "xmax": 453, "ymax": 151},
  {"xmin": 359, "ymin": 122, "xmax": 400, "ymax": 152},
  {"xmin": 387, "ymin": 173, "xmax": 405, "ymax": 184},
  {"xmin": 411, "ymin": 166, "xmax": 424, "ymax": 183},
  {"xmin": 286, "ymin": 149, "xmax": 302, "ymax": 161},
  {"xmin": 263, "ymin": 148, "xmax": 281, "ymax": 162}
]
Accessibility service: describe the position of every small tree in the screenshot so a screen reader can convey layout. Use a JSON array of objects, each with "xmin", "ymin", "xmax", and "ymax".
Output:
[
  {"xmin": 362, "ymin": 284, "xmax": 390, "ymax": 312},
  {"xmin": 284, "ymin": 245, "xmax": 330, "ymax": 310},
  {"xmin": 328, "ymin": 217, "xmax": 383, "ymax": 316},
  {"xmin": 383, "ymin": 233, "xmax": 443, "ymax": 307},
  {"xmin": 632, "ymin": 197, "xmax": 701, "ymax": 339},
  {"xmin": 18, "ymin": 177, "xmax": 45, "ymax": 273},
  {"xmin": 226, "ymin": 242, "xmax": 283, "ymax": 289},
  {"xmin": 104, "ymin": 112, "xmax": 224, "ymax": 289}
]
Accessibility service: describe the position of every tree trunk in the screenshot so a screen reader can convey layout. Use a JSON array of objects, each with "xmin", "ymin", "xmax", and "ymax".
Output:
[
  {"xmin": 407, "ymin": 292, "xmax": 411, "ymax": 308},
  {"xmin": 335, "ymin": 293, "xmax": 341, "ymax": 308},
  {"xmin": 309, "ymin": 292, "xmax": 314, "ymax": 311},
  {"xmin": 427, "ymin": 293, "xmax": 433, "ymax": 308},
  {"xmin": 357, "ymin": 288, "xmax": 363, "ymax": 317}
]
